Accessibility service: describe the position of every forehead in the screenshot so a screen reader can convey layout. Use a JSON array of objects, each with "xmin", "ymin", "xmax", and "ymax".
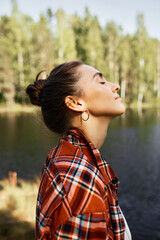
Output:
[{"xmin": 78, "ymin": 64, "xmax": 98, "ymax": 80}]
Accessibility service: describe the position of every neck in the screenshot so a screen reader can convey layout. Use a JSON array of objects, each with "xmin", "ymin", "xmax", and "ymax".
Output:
[{"xmin": 73, "ymin": 114, "xmax": 113, "ymax": 149}]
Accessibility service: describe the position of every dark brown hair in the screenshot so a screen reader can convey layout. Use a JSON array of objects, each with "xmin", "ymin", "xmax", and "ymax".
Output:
[{"xmin": 26, "ymin": 61, "xmax": 83, "ymax": 135}]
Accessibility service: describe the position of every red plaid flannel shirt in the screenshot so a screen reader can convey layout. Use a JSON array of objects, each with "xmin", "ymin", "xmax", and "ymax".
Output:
[{"xmin": 36, "ymin": 128, "xmax": 125, "ymax": 239}]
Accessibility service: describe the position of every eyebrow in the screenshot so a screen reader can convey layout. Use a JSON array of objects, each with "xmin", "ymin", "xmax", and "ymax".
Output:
[{"xmin": 92, "ymin": 72, "xmax": 104, "ymax": 79}]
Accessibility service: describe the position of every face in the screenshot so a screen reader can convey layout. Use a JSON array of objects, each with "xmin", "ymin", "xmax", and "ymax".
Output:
[{"xmin": 77, "ymin": 64, "xmax": 125, "ymax": 118}]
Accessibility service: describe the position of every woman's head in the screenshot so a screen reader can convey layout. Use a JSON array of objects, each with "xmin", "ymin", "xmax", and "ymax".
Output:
[
  {"xmin": 71, "ymin": 64, "xmax": 125, "ymax": 118},
  {"xmin": 26, "ymin": 61, "xmax": 83, "ymax": 135},
  {"xmin": 26, "ymin": 61, "xmax": 125, "ymax": 136}
]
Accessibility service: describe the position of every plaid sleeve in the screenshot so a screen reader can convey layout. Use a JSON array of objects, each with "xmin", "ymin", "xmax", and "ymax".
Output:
[
  {"xmin": 36, "ymin": 153, "xmax": 72, "ymax": 239},
  {"xmin": 54, "ymin": 212, "xmax": 109, "ymax": 240}
]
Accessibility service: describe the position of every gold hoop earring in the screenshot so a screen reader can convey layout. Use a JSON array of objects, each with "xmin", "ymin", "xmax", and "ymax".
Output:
[{"xmin": 81, "ymin": 109, "xmax": 90, "ymax": 121}]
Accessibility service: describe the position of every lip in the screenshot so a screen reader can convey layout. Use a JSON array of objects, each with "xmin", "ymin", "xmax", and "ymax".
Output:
[
  {"xmin": 115, "ymin": 95, "xmax": 121, "ymax": 100},
  {"xmin": 115, "ymin": 94, "xmax": 120, "ymax": 100}
]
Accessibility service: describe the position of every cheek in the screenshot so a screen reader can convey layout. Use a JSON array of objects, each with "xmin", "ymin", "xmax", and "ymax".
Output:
[
  {"xmin": 84, "ymin": 86, "xmax": 113, "ymax": 109},
  {"xmin": 82, "ymin": 85, "xmax": 125, "ymax": 116}
]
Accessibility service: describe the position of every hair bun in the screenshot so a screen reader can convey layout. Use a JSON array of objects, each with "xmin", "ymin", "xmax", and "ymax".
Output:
[{"xmin": 26, "ymin": 72, "xmax": 47, "ymax": 106}]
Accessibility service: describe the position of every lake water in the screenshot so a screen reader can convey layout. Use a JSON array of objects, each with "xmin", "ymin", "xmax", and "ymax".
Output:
[{"xmin": 0, "ymin": 107, "xmax": 160, "ymax": 240}]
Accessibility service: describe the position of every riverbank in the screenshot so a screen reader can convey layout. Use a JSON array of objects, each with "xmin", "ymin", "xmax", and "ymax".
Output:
[
  {"xmin": 0, "ymin": 178, "xmax": 39, "ymax": 240},
  {"xmin": 0, "ymin": 104, "xmax": 35, "ymax": 113},
  {"xmin": 0, "ymin": 102, "xmax": 160, "ymax": 114},
  {"xmin": 126, "ymin": 101, "xmax": 160, "ymax": 109}
]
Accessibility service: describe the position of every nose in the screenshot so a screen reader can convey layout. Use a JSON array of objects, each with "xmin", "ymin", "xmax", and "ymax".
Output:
[{"xmin": 112, "ymin": 83, "xmax": 120, "ymax": 93}]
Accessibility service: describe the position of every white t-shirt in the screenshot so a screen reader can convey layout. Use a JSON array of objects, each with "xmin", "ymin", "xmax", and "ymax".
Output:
[{"xmin": 120, "ymin": 208, "xmax": 132, "ymax": 240}]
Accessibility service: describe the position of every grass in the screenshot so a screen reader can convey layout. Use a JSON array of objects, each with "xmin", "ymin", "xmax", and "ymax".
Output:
[{"xmin": 0, "ymin": 178, "xmax": 40, "ymax": 240}]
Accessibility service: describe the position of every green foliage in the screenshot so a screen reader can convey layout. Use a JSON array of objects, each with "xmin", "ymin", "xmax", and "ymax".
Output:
[
  {"xmin": 0, "ymin": 1, "xmax": 160, "ymax": 106},
  {"xmin": 55, "ymin": 9, "xmax": 77, "ymax": 64}
]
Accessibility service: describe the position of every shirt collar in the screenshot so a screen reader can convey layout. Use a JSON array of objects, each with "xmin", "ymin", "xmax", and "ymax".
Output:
[{"xmin": 66, "ymin": 128, "xmax": 120, "ymax": 188}]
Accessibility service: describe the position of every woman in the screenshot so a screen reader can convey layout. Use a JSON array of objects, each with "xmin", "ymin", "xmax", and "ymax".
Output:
[{"xmin": 26, "ymin": 61, "xmax": 131, "ymax": 240}]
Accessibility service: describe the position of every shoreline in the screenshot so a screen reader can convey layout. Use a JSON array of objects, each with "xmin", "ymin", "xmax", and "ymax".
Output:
[
  {"xmin": 0, "ymin": 102, "xmax": 160, "ymax": 113},
  {"xmin": 0, "ymin": 104, "xmax": 36, "ymax": 113}
]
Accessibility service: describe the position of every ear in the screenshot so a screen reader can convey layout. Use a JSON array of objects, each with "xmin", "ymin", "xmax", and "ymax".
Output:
[{"xmin": 65, "ymin": 96, "xmax": 86, "ymax": 112}]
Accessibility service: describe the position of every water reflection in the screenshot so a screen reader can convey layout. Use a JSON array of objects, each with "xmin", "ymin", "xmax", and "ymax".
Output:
[
  {"xmin": 101, "ymin": 108, "xmax": 160, "ymax": 240},
  {"xmin": 110, "ymin": 107, "xmax": 160, "ymax": 129},
  {"xmin": 1, "ymin": 107, "xmax": 160, "ymax": 239}
]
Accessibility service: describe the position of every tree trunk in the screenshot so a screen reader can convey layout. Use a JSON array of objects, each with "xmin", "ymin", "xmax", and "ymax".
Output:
[
  {"xmin": 138, "ymin": 91, "xmax": 143, "ymax": 108},
  {"xmin": 114, "ymin": 61, "xmax": 119, "ymax": 85},
  {"xmin": 28, "ymin": 40, "xmax": 36, "ymax": 77},
  {"xmin": 3, "ymin": 69, "xmax": 15, "ymax": 106},
  {"xmin": 59, "ymin": 48, "xmax": 63, "ymax": 59},
  {"xmin": 17, "ymin": 32, "xmax": 25, "ymax": 103},
  {"xmin": 157, "ymin": 43, "xmax": 160, "ymax": 98},
  {"xmin": 121, "ymin": 77, "xmax": 126, "ymax": 99}
]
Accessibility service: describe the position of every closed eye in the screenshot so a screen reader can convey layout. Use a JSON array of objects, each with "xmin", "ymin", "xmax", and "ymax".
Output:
[{"xmin": 100, "ymin": 82, "xmax": 106, "ymax": 84}]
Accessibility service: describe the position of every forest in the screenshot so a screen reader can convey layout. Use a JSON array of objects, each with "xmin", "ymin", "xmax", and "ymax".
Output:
[{"xmin": 0, "ymin": 0, "xmax": 160, "ymax": 107}]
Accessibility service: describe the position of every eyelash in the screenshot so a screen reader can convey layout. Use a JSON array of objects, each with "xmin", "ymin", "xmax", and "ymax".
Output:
[{"xmin": 100, "ymin": 82, "xmax": 106, "ymax": 84}]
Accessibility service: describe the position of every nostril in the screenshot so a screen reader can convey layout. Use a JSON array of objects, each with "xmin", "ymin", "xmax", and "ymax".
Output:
[
  {"xmin": 112, "ymin": 83, "xmax": 120, "ymax": 92},
  {"xmin": 116, "ymin": 84, "xmax": 120, "ymax": 91}
]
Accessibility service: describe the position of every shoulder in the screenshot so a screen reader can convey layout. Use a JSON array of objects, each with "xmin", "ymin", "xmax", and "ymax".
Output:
[
  {"xmin": 47, "ymin": 139, "xmax": 99, "ymax": 182},
  {"xmin": 48, "ymin": 139, "xmax": 79, "ymax": 158},
  {"xmin": 47, "ymin": 138, "xmax": 91, "ymax": 170}
]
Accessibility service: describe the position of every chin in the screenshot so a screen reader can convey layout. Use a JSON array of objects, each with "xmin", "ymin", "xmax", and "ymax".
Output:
[
  {"xmin": 118, "ymin": 107, "xmax": 126, "ymax": 116},
  {"xmin": 117, "ymin": 102, "xmax": 126, "ymax": 114},
  {"xmin": 112, "ymin": 105, "xmax": 126, "ymax": 118},
  {"xmin": 120, "ymin": 104, "xmax": 126, "ymax": 113}
]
